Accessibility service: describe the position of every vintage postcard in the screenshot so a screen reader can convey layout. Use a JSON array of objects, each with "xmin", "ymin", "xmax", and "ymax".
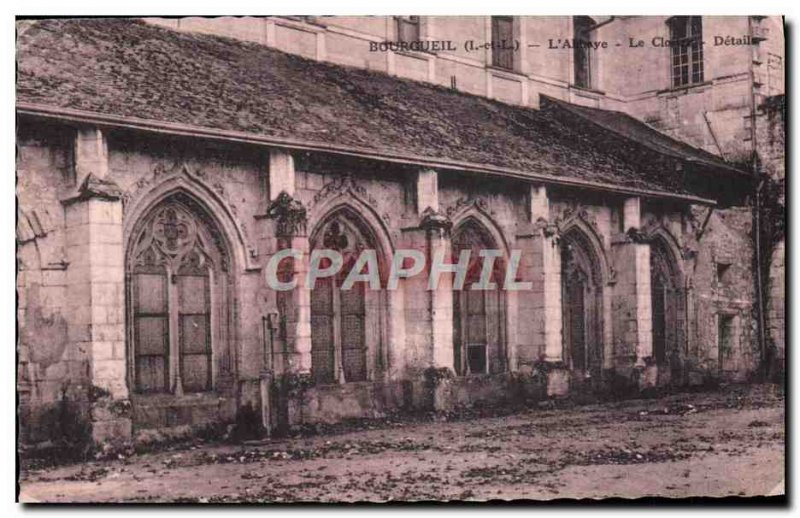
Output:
[{"xmin": 16, "ymin": 15, "xmax": 785, "ymax": 503}]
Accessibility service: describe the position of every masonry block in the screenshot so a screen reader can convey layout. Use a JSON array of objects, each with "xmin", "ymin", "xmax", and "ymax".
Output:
[
  {"xmin": 416, "ymin": 169, "xmax": 439, "ymax": 214},
  {"xmin": 546, "ymin": 367, "xmax": 570, "ymax": 397},
  {"xmin": 269, "ymin": 149, "xmax": 295, "ymax": 199}
]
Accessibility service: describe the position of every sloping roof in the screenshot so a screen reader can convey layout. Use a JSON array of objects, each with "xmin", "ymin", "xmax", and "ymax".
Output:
[
  {"xmin": 16, "ymin": 18, "xmax": 748, "ymax": 201},
  {"xmin": 542, "ymin": 96, "xmax": 745, "ymax": 175}
]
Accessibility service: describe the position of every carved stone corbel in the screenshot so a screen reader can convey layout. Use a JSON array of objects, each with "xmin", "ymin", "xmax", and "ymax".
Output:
[
  {"xmin": 420, "ymin": 206, "xmax": 453, "ymax": 236},
  {"xmin": 533, "ymin": 216, "xmax": 560, "ymax": 241},
  {"xmin": 624, "ymin": 227, "xmax": 650, "ymax": 244},
  {"xmin": 266, "ymin": 191, "xmax": 308, "ymax": 238}
]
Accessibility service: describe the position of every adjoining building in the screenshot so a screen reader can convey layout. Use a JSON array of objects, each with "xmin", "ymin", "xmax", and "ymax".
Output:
[{"xmin": 16, "ymin": 17, "xmax": 783, "ymax": 447}]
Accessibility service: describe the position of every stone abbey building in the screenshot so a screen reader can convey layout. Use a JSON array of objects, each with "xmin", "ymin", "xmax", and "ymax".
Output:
[{"xmin": 16, "ymin": 16, "xmax": 784, "ymax": 446}]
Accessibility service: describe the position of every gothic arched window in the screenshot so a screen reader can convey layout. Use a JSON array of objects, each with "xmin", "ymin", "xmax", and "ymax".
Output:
[
  {"xmin": 650, "ymin": 238, "xmax": 683, "ymax": 379},
  {"xmin": 452, "ymin": 220, "xmax": 506, "ymax": 376},
  {"xmin": 310, "ymin": 212, "xmax": 385, "ymax": 385},
  {"xmin": 560, "ymin": 230, "xmax": 603, "ymax": 380},
  {"xmin": 128, "ymin": 199, "xmax": 230, "ymax": 395}
]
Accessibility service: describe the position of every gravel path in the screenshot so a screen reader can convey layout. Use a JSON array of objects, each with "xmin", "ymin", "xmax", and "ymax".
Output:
[{"xmin": 19, "ymin": 384, "xmax": 785, "ymax": 502}]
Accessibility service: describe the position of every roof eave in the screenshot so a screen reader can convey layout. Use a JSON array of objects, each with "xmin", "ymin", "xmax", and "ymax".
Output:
[
  {"xmin": 16, "ymin": 101, "xmax": 718, "ymax": 206},
  {"xmin": 684, "ymin": 158, "xmax": 756, "ymax": 178}
]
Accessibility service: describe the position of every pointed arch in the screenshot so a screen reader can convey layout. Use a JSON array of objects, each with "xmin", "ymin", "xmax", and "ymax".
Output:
[
  {"xmin": 125, "ymin": 190, "xmax": 238, "ymax": 399},
  {"xmin": 123, "ymin": 169, "xmax": 254, "ymax": 273},
  {"xmin": 127, "ymin": 193, "xmax": 232, "ymax": 274},
  {"xmin": 309, "ymin": 203, "xmax": 392, "ymax": 278},
  {"xmin": 308, "ymin": 201, "xmax": 391, "ymax": 385},
  {"xmin": 309, "ymin": 195, "xmax": 394, "ymax": 260},
  {"xmin": 450, "ymin": 215, "xmax": 508, "ymax": 376},
  {"xmin": 558, "ymin": 216, "xmax": 612, "ymax": 285},
  {"xmin": 645, "ymin": 226, "xmax": 685, "ymax": 282},
  {"xmin": 559, "ymin": 221, "xmax": 605, "ymax": 381},
  {"xmin": 448, "ymin": 199, "xmax": 511, "ymax": 261},
  {"xmin": 451, "ymin": 217, "xmax": 506, "ymax": 279},
  {"xmin": 647, "ymin": 226, "xmax": 686, "ymax": 382},
  {"xmin": 307, "ymin": 176, "xmax": 394, "ymax": 255}
]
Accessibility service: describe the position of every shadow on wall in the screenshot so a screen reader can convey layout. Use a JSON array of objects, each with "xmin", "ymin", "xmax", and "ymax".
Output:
[
  {"xmin": 18, "ymin": 382, "xmax": 93, "ymax": 464},
  {"xmin": 21, "ymin": 283, "xmax": 70, "ymax": 371}
]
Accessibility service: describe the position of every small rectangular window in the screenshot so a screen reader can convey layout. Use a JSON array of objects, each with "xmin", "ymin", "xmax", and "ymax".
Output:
[
  {"xmin": 668, "ymin": 16, "xmax": 704, "ymax": 87},
  {"xmin": 467, "ymin": 344, "xmax": 488, "ymax": 375},
  {"xmin": 396, "ymin": 16, "xmax": 420, "ymax": 43},
  {"xmin": 718, "ymin": 314, "xmax": 735, "ymax": 367},
  {"xmin": 491, "ymin": 16, "xmax": 515, "ymax": 70},
  {"xmin": 716, "ymin": 262, "xmax": 732, "ymax": 286},
  {"xmin": 573, "ymin": 16, "xmax": 595, "ymax": 89}
]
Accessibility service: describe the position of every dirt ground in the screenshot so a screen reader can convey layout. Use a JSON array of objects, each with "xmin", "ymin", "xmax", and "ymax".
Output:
[{"xmin": 18, "ymin": 384, "xmax": 785, "ymax": 503}]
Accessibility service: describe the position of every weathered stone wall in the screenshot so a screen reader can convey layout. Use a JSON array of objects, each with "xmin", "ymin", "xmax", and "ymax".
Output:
[
  {"xmin": 17, "ymin": 117, "xmax": 763, "ymax": 445},
  {"xmin": 756, "ymin": 95, "xmax": 785, "ymax": 375},
  {"xmin": 17, "ymin": 123, "xmax": 89, "ymax": 445},
  {"xmin": 688, "ymin": 208, "xmax": 758, "ymax": 382}
]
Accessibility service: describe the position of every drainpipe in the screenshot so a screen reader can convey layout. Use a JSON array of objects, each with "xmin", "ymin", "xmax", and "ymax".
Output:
[
  {"xmin": 754, "ymin": 178, "xmax": 768, "ymax": 378},
  {"xmin": 587, "ymin": 16, "xmax": 617, "ymax": 32},
  {"xmin": 748, "ymin": 16, "xmax": 768, "ymax": 378}
]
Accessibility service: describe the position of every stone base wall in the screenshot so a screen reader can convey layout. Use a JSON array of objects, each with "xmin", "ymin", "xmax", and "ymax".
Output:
[
  {"xmin": 131, "ymin": 394, "xmax": 237, "ymax": 432},
  {"xmin": 767, "ymin": 239, "xmax": 785, "ymax": 379},
  {"xmin": 297, "ymin": 381, "xmax": 408, "ymax": 425}
]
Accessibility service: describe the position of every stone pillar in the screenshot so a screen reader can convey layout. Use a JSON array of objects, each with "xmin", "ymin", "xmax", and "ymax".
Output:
[
  {"xmin": 423, "ymin": 210, "xmax": 455, "ymax": 369},
  {"xmin": 259, "ymin": 369, "xmax": 274, "ymax": 436},
  {"xmin": 516, "ymin": 185, "xmax": 566, "ymax": 396},
  {"xmin": 288, "ymin": 233, "xmax": 312, "ymax": 373},
  {"xmin": 612, "ymin": 197, "xmax": 654, "ymax": 389},
  {"xmin": 767, "ymin": 239, "xmax": 785, "ymax": 379},
  {"xmin": 416, "ymin": 169, "xmax": 439, "ymax": 213},
  {"xmin": 408, "ymin": 208, "xmax": 454, "ymax": 412},
  {"xmin": 265, "ymin": 150, "xmax": 311, "ymax": 374},
  {"xmin": 74, "ymin": 128, "xmax": 109, "ymax": 180},
  {"xmin": 413, "ymin": 170, "xmax": 454, "ymax": 370},
  {"xmin": 262, "ymin": 149, "xmax": 310, "ymax": 432},
  {"xmin": 63, "ymin": 139, "xmax": 131, "ymax": 444},
  {"xmin": 401, "ymin": 169, "xmax": 455, "ymax": 379},
  {"xmin": 268, "ymin": 149, "xmax": 295, "ymax": 199},
  {"xmin": 531, "ymin": 186, "xmax": 563, "ymax": 364}
]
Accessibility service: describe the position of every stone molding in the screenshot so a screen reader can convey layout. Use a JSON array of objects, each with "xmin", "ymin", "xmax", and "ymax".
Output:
[
  {"xmin": 122, "ymin": 162, "xmax": 258, "ymax": 272},
  {"xmin": 61, "ymin": 173, "xmax": 122, "ymax": 206},
  {"xmin": 419, "ymin": 206, "xmax": 453, "ymax": 234},
  {"xmin": 309, "ymin": 174, "xmax": 390, "ymax": 225}
]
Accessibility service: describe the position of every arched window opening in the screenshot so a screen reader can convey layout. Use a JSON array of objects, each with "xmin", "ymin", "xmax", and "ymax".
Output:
[
  {"xmin": 128, "ymin": 199, "xmax": 229, "ymax": 395},
  {"xmin": 560, "ymin": 231, "xmax": 603, "ymax": 380},
  {"xmin": 452, "ymin": 221, "xmax": 506, "ymax": 376},
  {"xmin": 650, "ymin": 239, "xmax": 682, "ymax": 377},
  {"xmin": 310, "ymin": 212, "xmax": 384, "ymax": 385}
]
